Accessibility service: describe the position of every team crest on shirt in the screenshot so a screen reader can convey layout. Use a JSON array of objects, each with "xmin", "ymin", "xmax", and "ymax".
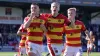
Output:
[
  {"xmin": 48, "ymin": 19, "xmax": 51, "ymax": 21},
  {"xmin": 76, "ymin": 25, "xmax": 79, "ymax": 28},
  {"xmin": 40, "ymin": 20, "xmax": 43, "ymax": 22},
  {"xmin": 58, "ymin": 19, "xmax": 61, "ymax": 22},
  {"xmin": 33, "ymin": 27, "xmax": 36, "ymax": 30}
]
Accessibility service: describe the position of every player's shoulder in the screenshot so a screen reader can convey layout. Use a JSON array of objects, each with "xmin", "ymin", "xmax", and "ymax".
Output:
[
  {"xmin": 76, "ymin": 20, "xmax": 84, "ymax": 24},
  {"xmin": 58, "ymin": 14, "xmax": 65, "ymax": 17},
  {"xmin": 41, "ymin": 13, "xmax": 51, "ymax": 17},
  {"xmin": 40, "ymin": 14, "xmax": 47, "ymax": 20},
  {"xmin": 40, "ymin": 13, "xmax": 51, "ymax": 20},
  {"xmin": 59, "ymin": 14, "xmax": 64, "ymax": 16}
]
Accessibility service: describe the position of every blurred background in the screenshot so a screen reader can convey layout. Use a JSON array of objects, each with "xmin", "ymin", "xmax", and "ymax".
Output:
[{"xmin": 0, "ymin": 0, "xmax": 100, "ymax": 53}]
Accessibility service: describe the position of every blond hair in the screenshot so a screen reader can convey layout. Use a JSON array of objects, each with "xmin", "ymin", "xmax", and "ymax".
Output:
[
  {"xmin": 51, "ymin": 2, "xmax": 60, "ymax": 7},
  {"xmin": 67, "ymin": 8, "xmax": 76, "ymax": 12}
]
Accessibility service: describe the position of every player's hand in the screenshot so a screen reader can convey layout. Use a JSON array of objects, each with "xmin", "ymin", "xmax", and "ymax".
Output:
[
  {"xmin": 40, "ymin": 24, "xmax": 47, "ymax": 33},
  {"xmin": 68, "ymin": 18, "xmax": 75, "ymax": 28},
  {"xmin": 70, "ymin": 20, "xmax": 75, "ymax": 28},
  {"xmin": 72, "ymin": 21, "xmax": 75, "ymax": 28},
  {"xmin": 30, "ymin": 12, "xmax": 36, "ymax": 20}
]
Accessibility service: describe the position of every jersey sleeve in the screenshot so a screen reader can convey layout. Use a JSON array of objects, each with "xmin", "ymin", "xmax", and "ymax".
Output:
[
  {"xmin": 39, "ymin": 15, "xmax": 47, "ymax": 25},
  {"xmin": 18, "ymin": 24, "xmax": 27, "ymax": 33},
  {"xmin": 41, "ymin": 13, "xmax": 49, "ymax": 27},
  {"xmin": 41, "ymin": 13, "xmax": 51, "ymax": 18},
  {"xmin": 23, "ymin": 17, "xmax": 29, "ymax": 23},
  {"xmin": 81, "ymin": 22, "xmax": 86, "ymax": 31},
  {"xmin": 18, "ymin": 24, "xmax": 23, "ymax": 32}
]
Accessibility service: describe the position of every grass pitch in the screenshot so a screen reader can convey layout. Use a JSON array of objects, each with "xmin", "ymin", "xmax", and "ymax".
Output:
[{"xmin": 0, "ymin": 52, "xmax": 99, "ymax": 56}]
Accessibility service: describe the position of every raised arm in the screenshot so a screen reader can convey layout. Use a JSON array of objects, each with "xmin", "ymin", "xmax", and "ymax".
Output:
[
  {"xmin": 23, "ymin": 13, "xmax": 36, "ymax": 29},
  {"xmin": 17, "ymin": 24, "xmax": 27, "ymax": 35}
]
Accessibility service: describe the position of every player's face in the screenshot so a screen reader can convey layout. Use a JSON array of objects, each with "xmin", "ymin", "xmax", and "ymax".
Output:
[
  {"xmin": 51, "ymin": 3, "xmax": 60, "ymax": 14},
  {"xmin": 67, "ymin": 10, "xmax": 76, "ymax": 19},
  {"xmin": 30, "ymin": 4, "xmax": 40, "ymax": 14}
]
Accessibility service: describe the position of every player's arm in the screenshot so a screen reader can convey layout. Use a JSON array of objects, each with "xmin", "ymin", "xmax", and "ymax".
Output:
[
  {"xmin": 85, "ymin": 30, "xmax": 90, "ymax": 38},
  {"xmin": 90, "ymin": 31, "xmax": 95, "ymax": 42},
  {"xmin": 17, "ymin": 30, "xmax": 27, "ymax": 35},
  {"xmin": 85, "ymin": 35, "xmax": 90, "ymax": 40},
  {"xmin": 81, "ymin": 22, "xmax": 92, "ymax": 41},
  {"xmin": 93, "ymin": 36, "xmax": 95, "ymax": 42},
  {"xmin": 40, "ymin": 24, "xmax": 47, "ymax": 33},
  {"xmin": 40, "ymin": 15, "xmax": 47, "ymax": 33},
  {"xmin": 17, "ymin": 25, "xmax": 27, "ymax": 35},
  {"xmin": 23, "ymin": 13, "xmax": 35, "ymax": 29},
  {"xmin": 83, "ymin": 28, "xmax": 90, "ymax": 40},
  {"xmin": 93, "ymin": 43, "xmax": 96, "ymax": 49},
  {"xmin": 86, "ymin": 31, "xmax": 95, "ymax": 42}
]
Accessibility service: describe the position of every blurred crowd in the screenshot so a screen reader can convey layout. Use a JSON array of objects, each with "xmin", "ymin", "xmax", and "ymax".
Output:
[{"xmin": 0, "ymin": 24, "xmax": 20, "ymax": 47}]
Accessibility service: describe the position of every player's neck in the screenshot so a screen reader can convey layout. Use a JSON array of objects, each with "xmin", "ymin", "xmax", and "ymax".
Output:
[
  {"xmin": 52, "ymin": 12, "xmax": 59, "ymax": 17},
  {"xmin": 36, "ymin": 13, "xmax": 40, "ymax": 18},
  {"xmin": 68, "ymin": 17, "xmax": 75, "ymax": 23}
]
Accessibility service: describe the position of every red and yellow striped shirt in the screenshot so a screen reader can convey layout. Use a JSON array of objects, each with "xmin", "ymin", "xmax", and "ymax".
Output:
[
  {"xmin": 18, "ymin": 24, "xmax": 27, "ymax": 47},
  {"xmin": 43, "ymin": 13, "xmax": 70, "ymax": 44},
  {"xmin": 24, "ymin": 15, "xmax": 46, "ymax": 45},
  {"xmin": 64, "ymin": 20, "xmax": 86, "ymax": 47}
]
